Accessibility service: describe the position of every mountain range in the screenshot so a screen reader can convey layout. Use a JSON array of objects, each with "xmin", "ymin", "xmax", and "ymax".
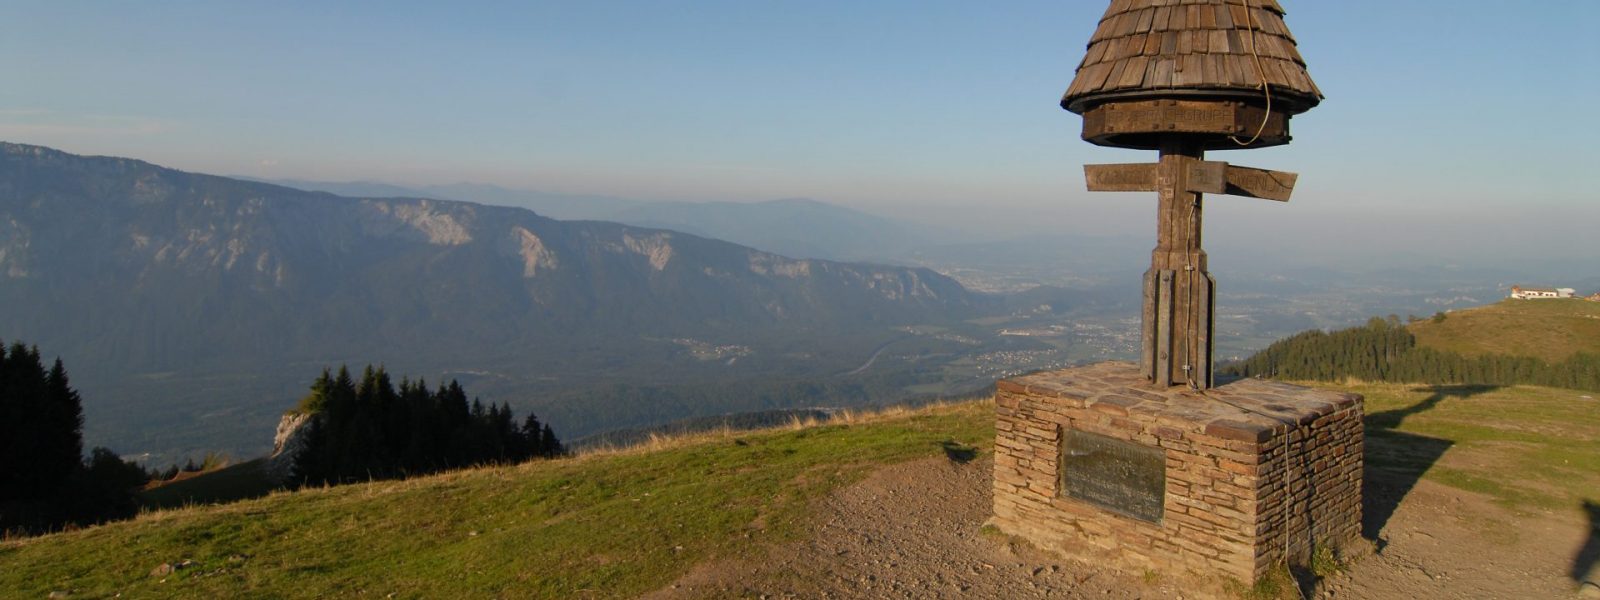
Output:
[
  {"xmin": 0, "ymin": 142, "xmax": 992, "ymax": 461},
  {"xmin": 250, "ymin": 178, "xmax": 939, "ymax": 262}
]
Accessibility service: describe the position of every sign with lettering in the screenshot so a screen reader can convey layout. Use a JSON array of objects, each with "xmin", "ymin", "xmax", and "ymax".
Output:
[
  {"xmin": 1095, "ymin": 100, "xmax": 1238, "ymax": 135},
  {"xmin": 1061, "ymin": 429, "xmax": 1165, "ymax": 522},
  {"xmin": 1084, "ymin": 163, "xmax": 1159, "ymax": 192},
  {"xmin": 1187, "ymin": 161, "xmax": 1227, "ymax": 195},
  {"xmin": 1080, "ymin": 100, "xmax": 1292, "ymax": 150},
  {"xmin": 1085, "ymin": 162, "xmax": 1296, "ymax": 202},
  {"xmin": 1223, "ymin": 165, "xmax": 1297, "ymax": 201},
  {"xmin": 1085, "ymin": 162, "xmax": 1227, "ymax": 194}
]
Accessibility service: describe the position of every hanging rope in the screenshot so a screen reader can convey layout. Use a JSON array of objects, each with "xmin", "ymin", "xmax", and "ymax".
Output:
[
  {"xmin": 1230, "ymin": 0, "xmax": 1274, "ymax": 147},
  {"xmin": 1206, "ymin": 0, "xmax": 1303, "ymax": 544},
  {"xmin": 1210, "ymin": 10, "xmax": 1303, "ymax": 592},
  {"xmin": 1196, "ymin": 388, "xmax": 1309, "ymax": 600}
]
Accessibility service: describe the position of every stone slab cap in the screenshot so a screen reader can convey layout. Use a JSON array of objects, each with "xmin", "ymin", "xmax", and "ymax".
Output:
[{"xmin": 1002, "ymin": 362, "xmax": 1360, "ymax": 436}]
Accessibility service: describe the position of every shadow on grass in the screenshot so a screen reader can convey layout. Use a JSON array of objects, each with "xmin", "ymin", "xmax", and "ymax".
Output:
[
  {"xmin": 1360, "ymin": 385, "xmax": 1499, "ymax": 545},
  {"xmin": 939, "ymin": 441, "xmax": 978, "ymax": 464},
  {"xmin": 1367, "ymin": 384, "xmax": 1500, "ymax": 430},
  {"xmin": 139, "ymin": 458, "xmax": 278, "ymax": 511},
  {"xmin": 1573, "ymin": 500, "xmax": 1600, "ymax": 586}
]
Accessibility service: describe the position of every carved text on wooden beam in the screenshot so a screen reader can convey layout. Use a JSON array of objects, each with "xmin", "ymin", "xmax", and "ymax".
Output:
[{"xmin": 1085, "ymin": 162, "xmax": 1298, "ymax": 202}]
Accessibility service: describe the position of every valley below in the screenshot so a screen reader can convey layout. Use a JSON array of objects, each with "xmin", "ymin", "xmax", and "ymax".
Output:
[
  {"xmin": 80, "ymin": 266, "xmax": 1518, "ymax": 465},
  {"xmin": 0, "ymin": 142, "xmax": 1575, "ymax": 469}
]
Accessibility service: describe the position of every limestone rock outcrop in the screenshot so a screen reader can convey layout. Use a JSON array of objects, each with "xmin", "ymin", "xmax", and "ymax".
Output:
[{"xmin": 265, "ymin": 412, "xmax": 313, "ymax": 485}]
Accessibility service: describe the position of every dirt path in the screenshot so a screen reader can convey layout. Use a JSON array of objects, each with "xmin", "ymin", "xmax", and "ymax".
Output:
[
  {"xmin": 646, "ymin": 457, "xmax": 1189, "ymax": 599},
  {"xmin": 646, "ymin": 455, "xmax": 1595, "ymax": 599}
]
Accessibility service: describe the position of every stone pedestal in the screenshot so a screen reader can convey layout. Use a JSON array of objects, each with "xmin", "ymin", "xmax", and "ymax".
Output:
[{"xmin": 991, "ymin": 362, "xmax": 1363, "ymax": 583}]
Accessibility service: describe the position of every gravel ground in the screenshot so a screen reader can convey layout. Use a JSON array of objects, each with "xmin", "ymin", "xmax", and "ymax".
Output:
[{"xmin": 644, "ymin": 454, "xmax": 1595, "ymax": 599}]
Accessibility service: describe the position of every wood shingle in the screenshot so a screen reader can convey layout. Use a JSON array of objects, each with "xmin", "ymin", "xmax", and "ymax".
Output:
[{"xmin": 1063, "ymin": 0, "xmax": 1322, "ymax": 115}]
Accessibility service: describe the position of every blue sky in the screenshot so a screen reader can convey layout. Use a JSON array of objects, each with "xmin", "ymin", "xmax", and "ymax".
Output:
[{"xmin": 2, "ymin": 1, "xmax": 1597, "ymax": 260}]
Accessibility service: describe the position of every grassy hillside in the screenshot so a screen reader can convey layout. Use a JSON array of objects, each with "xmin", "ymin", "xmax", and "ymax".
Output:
[
  {"xmin": 0, "ymin": 403, "xmax": 991, "ymax": 599},
  {"xmin": 1410, "ymin": 298, "xmax": 1600, "ymax": 362},
  {"xmin": 5, "ymin": 382, "xmax": 1597, "ymax": 599},
  {"xmin": 1343, "ymin": 381, "xmax": 1600, "ymax": 511},
  {"xmin": 137, "ymin": 459, "xmax": 276, "ymax": 511}
]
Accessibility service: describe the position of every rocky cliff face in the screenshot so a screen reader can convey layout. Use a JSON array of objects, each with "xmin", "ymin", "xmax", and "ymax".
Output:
[
  {"xmin": 265, "ymin": 412, "xmax": 312, "ymax": 485},
  {"xmin": 0, "ymin": 141, "xmax": 982, "ymax": 373},
  {"xmin": 0, "ymin": 142, "xmax": 991, "ymax": 460}
]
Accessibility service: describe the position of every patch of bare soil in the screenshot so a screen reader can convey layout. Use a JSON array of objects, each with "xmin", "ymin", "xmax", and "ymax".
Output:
[
  {"xmin": 645, "ymin": 457, "xmax": 1189, "ymax": 599},
  {"xmin": 1325, "ymin": 477, "xmax": 1590, "ymax": 600},
  {"xmin": 645, "ymin": 456, "xmax": 1596, "ymax": 599}
]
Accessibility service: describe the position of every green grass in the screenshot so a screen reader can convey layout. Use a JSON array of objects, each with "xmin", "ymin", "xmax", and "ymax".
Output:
[
  {"xmin": 1309, "ymin": 544, "xmax": 1342, "ymax": 578},
  {"xmin": 1224, "ymin": 564, "xmax": 1297, "ymax": 600},
  {"xmin": 1330, "ymin": 381, "xmax": 1600, "ymax": 511},
  {"xmin": 0, "ymin": 402, "xmax": 993, "ymax": 599},
  {"xmin": 1410, "ymin": 298, "xmax": 1600, "ymax": 363},
  {"xmin": 11, "ymin": 377, "xmax": 1599, "ymax": 599}
]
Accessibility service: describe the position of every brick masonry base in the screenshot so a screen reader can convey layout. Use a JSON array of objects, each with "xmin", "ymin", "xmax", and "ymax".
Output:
[{"xmin": 992, "ymin": 362, "xmax": 1363, "ymax": 583}]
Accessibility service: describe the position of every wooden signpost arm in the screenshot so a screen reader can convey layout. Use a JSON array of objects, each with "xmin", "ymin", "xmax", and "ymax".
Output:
[{"xmin": 1084, "ymin": 153, "xmax": 1296, "ymax": 389}]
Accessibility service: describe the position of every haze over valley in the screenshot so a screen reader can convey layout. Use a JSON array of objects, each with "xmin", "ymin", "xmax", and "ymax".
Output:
[{"xmin": 1, "ymin": 142, "xmax": 1577, "ymax": 465}]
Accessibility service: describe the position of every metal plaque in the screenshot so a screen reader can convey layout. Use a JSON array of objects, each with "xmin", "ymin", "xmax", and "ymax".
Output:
[{"xmin": 1061, "ymin": 429, "xmax": 1166, "ymax": 523}]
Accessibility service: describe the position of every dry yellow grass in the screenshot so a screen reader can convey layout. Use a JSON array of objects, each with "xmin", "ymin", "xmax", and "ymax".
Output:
[
  {"xmin": 1409, "ymin": 298, "xmax": 1600, "ymax": 363},
  {"xmin": 573, "ymin": 397, "xmax": 983, "ymax": 459}
]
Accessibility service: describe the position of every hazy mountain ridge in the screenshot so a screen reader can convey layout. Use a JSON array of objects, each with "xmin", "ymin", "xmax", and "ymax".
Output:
[
  {"xmin": 254, "ymin": 177, "xmax": 939, "ymax": 262},
  {"xmin": 2, "ymin": 143, "xmax": 976, "ymax": 350},
  {"xmin": 0, "ymin": 142, "xmax": 985, "ymax": 458}
]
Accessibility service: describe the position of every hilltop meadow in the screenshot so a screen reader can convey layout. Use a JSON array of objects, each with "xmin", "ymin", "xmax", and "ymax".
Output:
[{"xmin": 4, "ymin": 378, "xmax": 1597, "ymax": 599}]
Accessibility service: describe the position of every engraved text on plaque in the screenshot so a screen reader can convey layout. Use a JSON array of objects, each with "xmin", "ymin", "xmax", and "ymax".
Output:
[{"xmin": 1060, "ymin": 429, "xmax": 1166, "ymax": 522}]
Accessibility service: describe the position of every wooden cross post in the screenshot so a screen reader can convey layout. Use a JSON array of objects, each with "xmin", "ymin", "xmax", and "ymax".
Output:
[{"xmin": 1085, "ymin": 147, "xmax": 1297, "ymax": 390}]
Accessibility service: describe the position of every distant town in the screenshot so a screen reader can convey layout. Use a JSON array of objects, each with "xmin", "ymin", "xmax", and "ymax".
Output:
[{"xmin": 1510, "ymin": 285, "xmax": 1600, "ymax": 301}]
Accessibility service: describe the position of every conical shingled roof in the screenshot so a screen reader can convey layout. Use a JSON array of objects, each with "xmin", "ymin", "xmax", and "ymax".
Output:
[{"xmin": 1062, "ymin": 0, "xmax": 1323, "ymax": 115}]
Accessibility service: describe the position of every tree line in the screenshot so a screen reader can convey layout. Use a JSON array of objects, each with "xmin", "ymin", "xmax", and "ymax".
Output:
[
  {"xmin": 1, "ymin": 341, "xmax": 150, "ymax": 535},
  {"xmin": 1223, "ymin": 317, "xmax": 1600, "ymax": 391},
  {"xmin": 291, "ymin": 366, "xmax": 564, "ymax": 486}
]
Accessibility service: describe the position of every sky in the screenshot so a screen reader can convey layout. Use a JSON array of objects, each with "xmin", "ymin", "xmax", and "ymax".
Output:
[{"xmin": 2, "ymin": 1, "xmax": 1597, "ymax": 267}]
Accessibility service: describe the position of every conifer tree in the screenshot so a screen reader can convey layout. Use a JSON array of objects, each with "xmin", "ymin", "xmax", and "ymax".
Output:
[
  {"xmin": 1, "ymin": 343, "xmax": 149, "ymax": 533},
  {"xmin": 540, "ymin": 423, "xmax": 563, "ymax": 457},
  {"xmin": 1, "ymin": 344, "xmax": 79, "ymax": 502},
  {"xmin": 1224, "ymin": 318, "xmax": 1600, "ymax": 392},
  {"xmin": 287, "ymin": 365, "xmax": 567, "ymax": 487},
  {"xmin": 42, "ymin": 358, "xmax": 85, "ymax": 490},
  {"xmin": 0, "ymin": 342, "xmax": 17, "ymax": 500},
  {"xmin": 520, "ymin": 413, "xmax": 544, "ymax": 460}
]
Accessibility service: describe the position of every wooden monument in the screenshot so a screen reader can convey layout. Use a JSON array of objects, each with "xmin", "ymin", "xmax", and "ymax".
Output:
[
  {"xmin": 991, "ymin": 1, "xmax": 1363, "ymax": 585},
  {"xmin": 1065, "ymin": 0, "xmax": 1322, "ymax": 390}
]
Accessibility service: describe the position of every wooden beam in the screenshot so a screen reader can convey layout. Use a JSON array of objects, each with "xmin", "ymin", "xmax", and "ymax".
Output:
[
  {"xmin": 1082, "ymin": 99, "xmax": 1289, "ymax": 141},
  {"xmin": 1196, "ymin": 272, "xmax": 1215, "ymax": 389},
  {"xmin": 1186, "ymin": 161, "xmax": 1227, "ymax": 195},
  {"xmin": 1141, "ymin": 268, "xmax": 1158, "ymax": 379},
  {"xmin": 1223, "ymin": 166, "xmax": 1298, "ymax": 202},
  {"xmin": 1087, "ymin": 162, "xmax": 1298, "ymax": 202},
  {"xmin": 1079, "ymin": 100, "xmax": 1294, "ymax": 151},
  {"xmin": 1086, "ymin": 161, "xmax": 1227, "ymax": 194},
  {"xmin": 1085, "ymin": 163, "xmax": 1158, "ymax": 192},
  {"xmin": 1155, "ymin": 270, "xmax": 1175, "ymax": 388}
]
